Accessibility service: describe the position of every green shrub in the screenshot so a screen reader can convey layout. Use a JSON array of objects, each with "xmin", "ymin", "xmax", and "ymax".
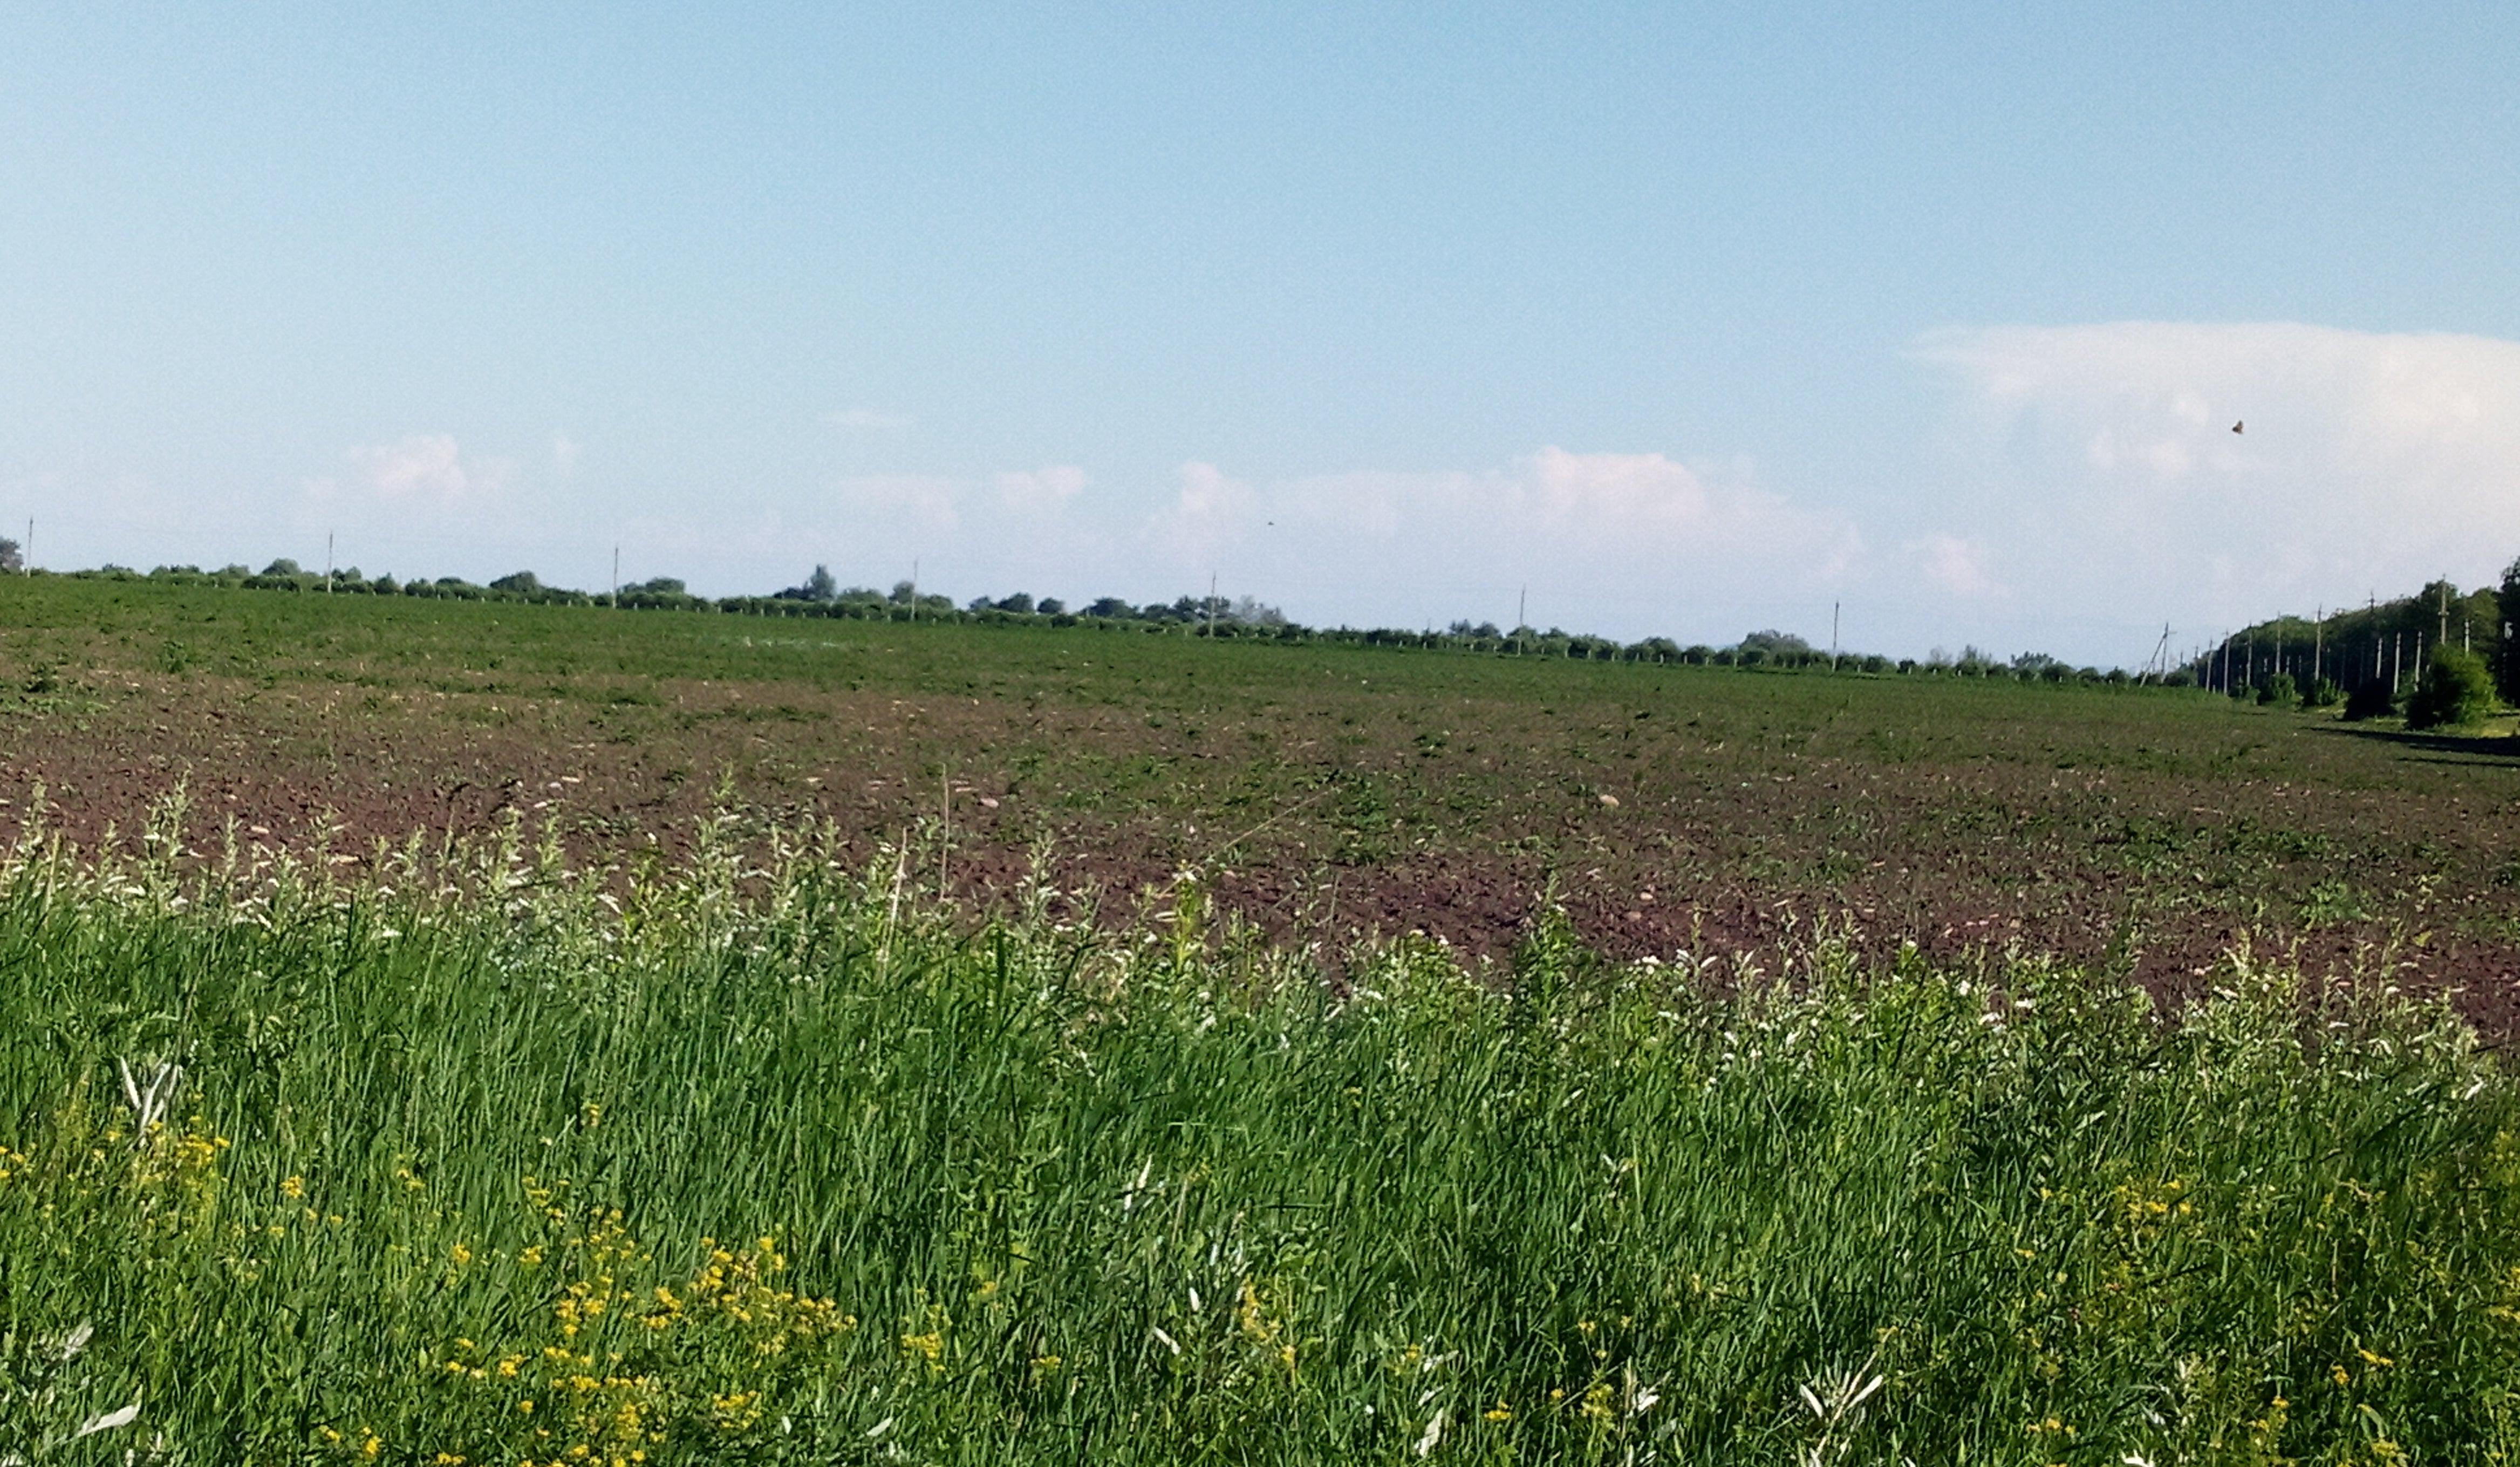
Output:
[
  {"xmin": 2343, "ymin": 678, "xmax": 2396, "ymax": 720},
  {"xmin": 2406, "ymin": 644, "xmax": 2496, "ymax": 729}
]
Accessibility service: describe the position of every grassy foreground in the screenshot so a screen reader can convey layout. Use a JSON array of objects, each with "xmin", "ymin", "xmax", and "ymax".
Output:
[{"xmin": 0, "ymin": 814, "xmax": 2516, "ymax": 1464}]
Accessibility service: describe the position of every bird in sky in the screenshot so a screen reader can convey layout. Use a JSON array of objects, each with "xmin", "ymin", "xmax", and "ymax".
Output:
[{"xmin": 2231, "ymin": 420, "xmax": 2244, "ymax": 434}]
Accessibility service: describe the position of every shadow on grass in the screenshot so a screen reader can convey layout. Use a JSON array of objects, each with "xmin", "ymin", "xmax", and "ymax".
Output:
[{"xmin": 2314, "ymin": 721, "xmax": 2520, "ymax": 765}]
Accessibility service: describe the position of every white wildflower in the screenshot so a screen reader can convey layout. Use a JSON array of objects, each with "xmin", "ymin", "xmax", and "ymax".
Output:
[
  {"xmin": 74, "ymin": 1401, "xmax": 140, "ymax": 1438},
  {"xmin": 1415, "ymin": 1408, "xmax": 1446, "ymax": 1457}
]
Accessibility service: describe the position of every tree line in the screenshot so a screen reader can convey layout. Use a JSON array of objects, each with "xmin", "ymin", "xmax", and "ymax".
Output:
[
  {"xmin": 24, "ymin": 557, "xmax": 2207, "ymax": 689},
  {"xmin": 2201, "ymin": 566, "xmax": 2517, "ymax": 729}
]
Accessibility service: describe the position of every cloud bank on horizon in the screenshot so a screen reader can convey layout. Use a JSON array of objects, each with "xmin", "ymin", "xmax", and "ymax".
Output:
[
  {"xmin": 10, "ymin": 321, "xmax": 2517, "ymax": 667},
  {"xmin": 759, "ymin": 319, "xmax": 2520, "ymax": 660},
  {"xmin": 1909, "ymin": 321, "xmax": 2520, "ymax": 647}
]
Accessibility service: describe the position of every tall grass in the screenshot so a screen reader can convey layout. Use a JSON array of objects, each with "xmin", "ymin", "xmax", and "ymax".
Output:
[{"xmin": 0, "ymin": 804, "xmax": 2514, "ymax": 1463}]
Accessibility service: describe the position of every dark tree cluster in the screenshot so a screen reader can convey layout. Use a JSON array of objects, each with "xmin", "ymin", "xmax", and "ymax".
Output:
[{"xmin": 2207, "ymin": 575, "xmax": 2507, "ymax": 726}]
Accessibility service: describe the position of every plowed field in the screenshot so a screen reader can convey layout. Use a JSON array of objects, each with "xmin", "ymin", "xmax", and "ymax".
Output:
[{"xmin": 7, "ymin": 576, "xmax": 2520, "ymax": 1032}]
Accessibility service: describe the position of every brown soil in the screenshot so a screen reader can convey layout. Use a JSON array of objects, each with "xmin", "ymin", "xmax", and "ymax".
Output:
[{"xmin": 8, "ymin": 658, "xmax": 2520, "ymax": 1042}]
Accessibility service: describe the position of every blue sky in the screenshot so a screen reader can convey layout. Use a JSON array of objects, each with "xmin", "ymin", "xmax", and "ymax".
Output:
[{"xmin": 5, "ymin": 3, "xmax": 2517, "ymax": 663}]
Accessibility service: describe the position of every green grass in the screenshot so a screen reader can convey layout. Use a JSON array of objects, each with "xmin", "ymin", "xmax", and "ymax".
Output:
[{"xmin": 0, "ymin": 816, "xmax": 2514, "ymax": 1463}]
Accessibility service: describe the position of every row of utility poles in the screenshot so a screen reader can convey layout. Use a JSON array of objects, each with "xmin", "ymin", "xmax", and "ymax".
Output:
[{"xmin": 2192, "ymin": 583, "xmax": 2480, "ymax": 697}]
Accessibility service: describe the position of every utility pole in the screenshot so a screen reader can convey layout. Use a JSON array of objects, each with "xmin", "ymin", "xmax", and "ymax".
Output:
[
  {"xmin": 910, "ymin": 558, "xmax": 918, "ymax": 623},
  {"xmin": 1206, "ymin": 572, "xmax": 1218, "ymax": 639},
  {"xmin": 1518, "ymin": 585, "xmax": 1526, "ymax": 630},
  {"xmin": 1831, "ymin": 602, "xmax": 1840, "ymax": 670},
  {"xmin": 2313, "ymin": 606, "xmax": 2322, "ymax": 685},
  {"xmin": 20, "ymin": 518, "xmax": 28, "ymax": 575},
  {"xmin": 325, "ymin": 531, "xmax": 334, "ymax": 593},
  {"xmin": 611, "ymin": 545, "xmax": 620, "ymax": 608}
]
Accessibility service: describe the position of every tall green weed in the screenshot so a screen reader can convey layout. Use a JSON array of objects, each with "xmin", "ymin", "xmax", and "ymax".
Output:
[{"xmin": 0, "ymin": 802, "xmax": 2512, "ymax": 1463}]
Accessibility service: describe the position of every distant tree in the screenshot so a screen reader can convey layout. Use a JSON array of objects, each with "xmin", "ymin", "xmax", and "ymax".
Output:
[
  {"xmin": 2499, "ymin": 556, "xmax": 2520, "ymax": 705},
  {"xmin": 2407, "ymin": 644, "xmax": 2496, "ymax": 730},
  {"xmin": 1738, "ymin": 629, "xmax": 1814, "ymax": 658},
  {"xmin": 0, "ymin": 538, "xmax": 18, "ymax": 573},
  {"xmin": 262, "ymin": 558, "xmax": 303, "ymax": 577},
  {"xmin": 489, "ymin": 571, "xmax": 543, "ymax": 594},
  {"xmin": 1036, "ymin": 597, "xmax": 1066, "ymax": 616},
  {"xmin": 965, "ymin": 595, "xmax": 998, "ymax": 613},
  {"xmin": 372, "ymin": 575, "xmax": 400, "ymax": 596},
  {"xmin": 1225, "ymin": 596, "xmax": 1286, "ymax": 627},
  {"xmin": 2256, "ymin": 672, "xmax": 2298, "ymax": 707},
  {"xmin": 780, "ymin": 566, "xmax": 840, "ymax": 602},
  {"xmin": 1084, "ymin": 597, "xmax": 1135, "ymax": 619},
  {"xmin": 2305, "ymin": 677, "xmax": 2343, "ymax": 708},
  {"xmin": 889, "ymin": 581, "xmax": 916, "ymax": 605},
  {"xmin": 995, "ymin": 592, "xmax": 1034, "ymax": 614},
  {"xmin": 631, "ymin": 577, "xmax": 686, "ymax": 596}
]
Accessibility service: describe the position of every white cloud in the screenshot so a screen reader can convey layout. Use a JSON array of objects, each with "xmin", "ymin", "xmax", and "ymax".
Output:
[
  {"xmin": 306, "ymin": 434, "xmax": 514, "ymax": 505},
  {"xmin": 1139, "ymin": 448, "xmax": 1862, "ymax": 632},
  {"xmin": 833, "ymin": 473, "xmax": 961, "ymax": 530},
  {"xmin": 1908, "ymin": 533, "xmax": 2003, "ymax": 599},
  {"xmin": 823, "ymin": 407, "xmax": 913, "ymax": 431},
  {"xmin": 1148, "ymin": 460, "xmax": 1257, "ymax": 562},
  {"xmin": 1914, "ymin": 321, "xmax": 2520, "ymax": 633},
  {"xmin": 994, "ymin": 465, "xmax": 1088, "ymax": 511}
]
